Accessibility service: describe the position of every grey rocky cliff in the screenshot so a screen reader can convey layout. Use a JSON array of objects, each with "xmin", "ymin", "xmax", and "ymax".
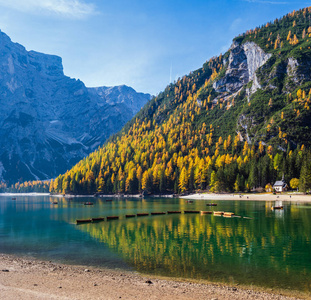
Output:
[
  {"xmin": 286, "ymin": 56, "xmax": 311, "ymax": 85},
  {"xmin": 213, "ymin": 41, "xmax": 272, "ymax": 94},
  {"xmin": 0, "ymin": 30, "xmax": 150, "ymax": 183}
]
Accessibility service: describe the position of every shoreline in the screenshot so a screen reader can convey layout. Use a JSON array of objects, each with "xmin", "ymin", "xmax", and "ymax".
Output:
[
  {"xmin": 0, "ymin": 192, "xmax": 50, "ymax": 196},
  {"xmin": 180, "ymin": 193, "xmax": 311, "ymax": 202},
  {"xmin": 0, "ymin": 254, "xmax": 305, "ymax": 300},
  {"xmin": 2, "ymin": 192, "xmax": 311, "ymax": 203}
]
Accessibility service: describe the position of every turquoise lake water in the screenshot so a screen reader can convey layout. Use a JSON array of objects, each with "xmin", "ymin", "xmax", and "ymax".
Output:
[{"xmin": 0, "ymin": 195, "xmax": 311, "ymax": 293}]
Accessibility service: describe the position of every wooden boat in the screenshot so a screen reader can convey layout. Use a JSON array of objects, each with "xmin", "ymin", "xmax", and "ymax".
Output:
[
  {"xmin": 184, "ymin": 210, "xmax": 200, "ymax": 214},
  {"xmin": 201, "ymin": 211, "xmax": 213, "ymax": 215},
  {"xmin": 106, "ymin": 216, "xmax": 119, "ymax": 221},
  {"xmin": 52, "ymin": 201, "xmax": 58, "ymax": 204},
  {"xmin": 106, "ymin": 199, "xmax": 113, "ymax": 202},
  {"xmin": 91, "ymin": 217, "xmax": 105, "ymax": 222},
  {"xmin": 167, "ymin": 211, "xmax": 181, "ymax": 214},
  {"xmin": 125, "ymin": 214, "xmax": 136, "ymax": 218},
  {"xmin": 206, "ymin": 203, "xmax": 217, "ymax": 206},
  {"xmin": 213, "ymin": 211, "xmax": 224, "ymax": 216},
  {"xmin": 186, "ymin": 200, "xmax": 194, "ymax": 203},
  {"xmin": 84, "ymin": 202, "xmax": 94, "ymax": 206},
  {"xmin": 12, "ymin": 197, "xmax": 16, "ymax": 200},
  {"xmin": 151, "ymin": 212, "xmax": 166, "ymax": 215},
  {"xmin": 271, "ymin": 206, "xmax": 283, "ymax": 210},
  {"xmin": 76, "ymin": 219, "xmax": 92, "ymax": 224},
  {"xmin": 137, "ymin": 213, "xmax": 149, "ymax": 217}
]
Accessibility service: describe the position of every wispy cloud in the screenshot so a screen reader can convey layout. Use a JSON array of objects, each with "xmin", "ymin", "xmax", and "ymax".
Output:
[
  {"xmin": 243, "ymin": 0, "xmax": 290, "ymax": 4},
  {"xmin": 230, "ymin": 18, "xmax": 243, "ymax": 31},
  {"xmin": 0, "ymin": 0, "xmax": 96, "ymax": 19}
]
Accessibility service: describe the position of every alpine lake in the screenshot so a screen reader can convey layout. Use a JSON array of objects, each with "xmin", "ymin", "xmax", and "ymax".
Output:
[{"xmin": 0, "ymin": 195, "xmax": 310, "ymax": 294}]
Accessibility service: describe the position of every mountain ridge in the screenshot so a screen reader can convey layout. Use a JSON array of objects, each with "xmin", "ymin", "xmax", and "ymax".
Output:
[
  {"xmin": 6, "ymin": 6, "xmax": 311, "ymax": 194},
  {"xmin": 46, "ymin": 6, "xmax": 311, "ymax": 195},
  {"xmin": 0, "ymin": 30, "xmax": 151, "ymax": 183}
]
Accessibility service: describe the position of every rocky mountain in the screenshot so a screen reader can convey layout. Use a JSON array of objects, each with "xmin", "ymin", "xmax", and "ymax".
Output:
[
  {"xmin": 49, "ymin": 6, "xmax": 311, "ymax": 195},
  {"xmin": 0, "ymin": 30, "xmax": 151, "ymax": 183},
  {"xmin": 88, "ymin": 85, "xmax": 150, "ymax": 115},
  {"xmin": 213, "ymin": 41, "xmax": 272, "ymax": 94}
]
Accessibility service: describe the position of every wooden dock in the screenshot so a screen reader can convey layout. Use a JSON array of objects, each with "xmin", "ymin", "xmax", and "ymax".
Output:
[
  {"xmin": 106, "ymin": 216, "xmax": 119, "ymax": 221},
  {"xmin": 201, "ymin": 211, "xmax": 212, "ymax": 215},
  {"xmin": 213, "ymin": 211, "xmax": 224, "ymax": 216},
  {"xmin": 137, "ymin": 213, "xmax": 149, "ymax": 217},
  {"xmin": 76, "ymin": 219, "xmax": 92, "ymax": 224},
  {"xmin": 223, "ymin": 212, "xmax": 235, "ymax": 217},
  {"xmin": 125, "ymin": 214, "xmax": 136, "ymax": 218},
  {"xmin": 75, "ymin": 208, "xmax": 247, "ymax": 225},
  {"xmin": 91, "ymin": 217, "xmax": 105, "ymax": 222}
]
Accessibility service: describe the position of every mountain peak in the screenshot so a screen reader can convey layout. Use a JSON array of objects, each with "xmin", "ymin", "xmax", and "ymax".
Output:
[{"xmin": 0, "ymin": 30, "xmax": 150, "ymax": 183}]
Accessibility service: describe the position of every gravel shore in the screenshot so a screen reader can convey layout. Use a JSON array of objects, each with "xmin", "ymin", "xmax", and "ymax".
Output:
[
  {"xmin": 0, "ymin": 254, "xmax": 307, "ymax": 300},
  {"xmin": 181, "ymin": 193, "xmax": 311, "ymax": 202}
]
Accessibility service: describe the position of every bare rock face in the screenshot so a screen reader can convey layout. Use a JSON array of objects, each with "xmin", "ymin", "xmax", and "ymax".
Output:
[
  {"xmin": 0, "ymin": 30, "xmax": 150, "ymax": 183},
  {"xmin": 286, "ymin": 56, "xmax": 311, "ymax": 84},
  {"xmin": 213, "ymin": 41, "xmax": 272, "ymax": 94},
  {"xmin": 287, "ymin": 57, "xmax": 299, "ymax": 82}
]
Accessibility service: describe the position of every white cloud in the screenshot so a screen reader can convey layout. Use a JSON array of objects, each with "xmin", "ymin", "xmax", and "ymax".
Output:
[
  {"xmin": 230, "ymin": 18, "xmax": 243, "ymax": 31},
  {"xmin": 0, "ymin": 0, "xmax": 95, "ymax": 19}
]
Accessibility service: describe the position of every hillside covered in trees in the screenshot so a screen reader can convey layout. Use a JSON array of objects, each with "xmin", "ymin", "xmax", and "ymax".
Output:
[{"xmin": 25, "ymin": 7, "xmax": 311, "ymax": 195}]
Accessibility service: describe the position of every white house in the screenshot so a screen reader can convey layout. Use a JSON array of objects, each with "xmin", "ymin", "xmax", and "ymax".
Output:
[{"xmin": 273, "ymin": 178, "xmax": 288, "ymax": 192}]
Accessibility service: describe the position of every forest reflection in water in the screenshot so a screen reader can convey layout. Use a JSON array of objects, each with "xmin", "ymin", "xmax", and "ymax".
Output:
[
  {"xmin": 77, "ymin": 199, "xmax": 311, "ymax": 292},
  {"xmin": 1, "ymin": 196, "xmax": 310, "ymax": 292}
]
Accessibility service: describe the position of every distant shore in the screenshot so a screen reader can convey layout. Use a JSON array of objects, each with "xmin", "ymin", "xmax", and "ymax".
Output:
[
  {"xmin": 1, "ymin": 191, "xmax": 311, "ymax": 203},
  {"xmin": 0, "ymin": 254, "xmax": 303, "ymax": 300},
  {"xmin": 0, "ymin": 192, "xmax": 50, "ymax": 196},
  {"xmin": 181, "ymin": 193, "xmax": 311, "ymax": 202}
]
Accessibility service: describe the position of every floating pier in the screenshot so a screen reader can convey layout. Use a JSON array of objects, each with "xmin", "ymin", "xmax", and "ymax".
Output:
[
  {"xmin": 76, "ymin": 219, "xmax": 92, "ymax": 224},
  {"xmin": 223, "ymin": 212, "xmax": 235, "ymax": 217},
  {"xmin": 126, "ymin": 214, "xmax": 136, "ymax": 218},
  {"xmin": 91, "ymin": 217, "xmax": 105, "ymax": 222},
  {"xmin": 137, "ymin": 213, "xmax": 149, "ymax": 217},
  {"xmin": 106, "ymin": 216, "xmax": 119, "ymax": 221},
  {"xmin": 75, "ymin": 208, "xmax": 249, "ymax": 225},
  {"xmin": 213, "ymin": 211, "xmax": 224, "ymax": 216},
  {"xmin": 201, "ymin": 211, "xmax": 212, "ymax": 215}
]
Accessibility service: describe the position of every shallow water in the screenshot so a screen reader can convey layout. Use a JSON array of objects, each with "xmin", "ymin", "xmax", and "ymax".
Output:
[{"xmin": 0, "ymin": 195, "xmax": 310, "ymax": 292}]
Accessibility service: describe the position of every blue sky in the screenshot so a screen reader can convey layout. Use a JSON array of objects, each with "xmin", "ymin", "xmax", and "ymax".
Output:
[{"xmin": 0, "ymin": 0, "xmax": 309, "ymax": 95}]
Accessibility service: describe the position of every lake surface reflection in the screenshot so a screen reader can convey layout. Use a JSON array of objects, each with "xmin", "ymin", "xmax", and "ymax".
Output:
[{"xmin": 0, "ymin": 195, "xmax": 310, "ymax": 292}]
